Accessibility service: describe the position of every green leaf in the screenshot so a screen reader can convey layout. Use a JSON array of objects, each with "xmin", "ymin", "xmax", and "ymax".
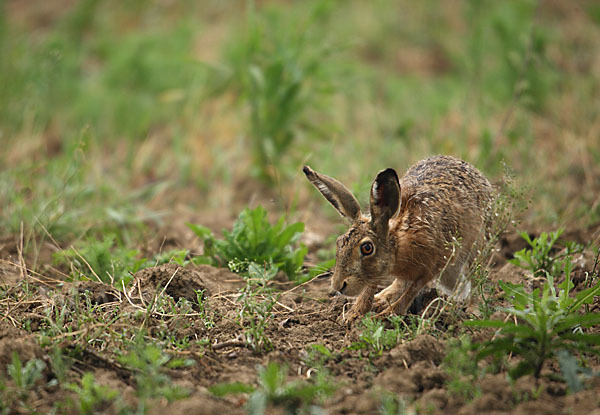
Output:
[
  {"xmin": 557, "ymin": 350, "xmax": 586, "ymax": 393},
  {"xmin": 260, "ymin": 362, "xmax": 286, "ymax": 395},
  {"xmin": 247, "ymin": 392, "xmax": 267, "ymax": 415},
  {"xmin": 308, "ymin": 343, "xmax": 332, "ymax": 357},
  {"xmin": 559, "ymin": 332, "xmax": 600, "ymax": 347},
  {"xmin": 508, "ymin": 360, "xmax": 535, "ymax": 380},
  {"xmin": 464, "ymin": 319, "xmax": 508, "ymax": 328},
  {"xmin": 553, "ymin": 313, "xmax": 600, "ymax": 334},
  {"xmin": 570, "ymin": 282, "xmax": 600, "ymax": 311},
  {"xmin": 186, "ymin": 223, "xmax": 214, "ymax": 239},
  {"xmin": 209, "ymin": 382, "xmax": 255, "ymax": 397},
  {"xmin": 499, "ymin": 281, "xmax": 531, "ymax": 309},
  {"xmin": 276, "ymin": 222, "xmax": 304, "ymax": 250}
]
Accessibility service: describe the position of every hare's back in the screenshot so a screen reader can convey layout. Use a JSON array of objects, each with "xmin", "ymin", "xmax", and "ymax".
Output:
[{"xmin": 401, "ymin": 155, "xmax": 492, "ymax": 209}]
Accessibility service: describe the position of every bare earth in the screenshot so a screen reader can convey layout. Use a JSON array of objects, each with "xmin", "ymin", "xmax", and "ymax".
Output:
[{"xmin": 1, "ymin": 223, "xmax": 600, "ymax": 414}]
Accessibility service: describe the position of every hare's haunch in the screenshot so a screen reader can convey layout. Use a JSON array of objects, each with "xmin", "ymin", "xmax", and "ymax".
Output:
[{"xmin": 304, "ymin": 155, "xmax": 493, "ymax": 324}]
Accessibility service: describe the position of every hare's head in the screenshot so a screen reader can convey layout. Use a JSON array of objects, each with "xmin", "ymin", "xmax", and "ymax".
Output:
[{"xmin": 303, "ymin": 166, "xmax": 400, "ymax": 296}]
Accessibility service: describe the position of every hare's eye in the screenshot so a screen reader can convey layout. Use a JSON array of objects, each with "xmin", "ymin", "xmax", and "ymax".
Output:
[{"xmin": 360, "ymin": 241, "xmax": 374, "ymax": 256}]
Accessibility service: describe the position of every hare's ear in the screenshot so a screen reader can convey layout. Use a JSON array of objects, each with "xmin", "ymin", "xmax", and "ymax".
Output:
[
  {"xmin": 303, "ymin": 166, "xmax": 361, "ymax": 222},
  {"xmin": 369, "ymin": 168, "xmax": 400, "ymax": 235}
]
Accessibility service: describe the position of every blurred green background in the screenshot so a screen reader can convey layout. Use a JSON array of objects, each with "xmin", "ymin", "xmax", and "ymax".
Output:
[{"xmin": 1, "ymin": 0, "xmax": 599, "ymax": 250}]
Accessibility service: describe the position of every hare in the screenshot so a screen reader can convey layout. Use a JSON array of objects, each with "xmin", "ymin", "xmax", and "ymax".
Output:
[{"xmin": 303, "ymin": 155, "xmax": 493, "ymax": 324}]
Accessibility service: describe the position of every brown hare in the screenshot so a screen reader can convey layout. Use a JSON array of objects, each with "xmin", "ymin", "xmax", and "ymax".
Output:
[{"xmin": 303, "ymin": 155, "xmax": 493, "ymax": 324}]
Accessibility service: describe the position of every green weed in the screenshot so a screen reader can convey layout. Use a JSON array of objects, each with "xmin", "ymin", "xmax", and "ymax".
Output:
[
  {"xmin": 509, "ymin": 229, "xmax": 583, "ymax": 278},
  {"xmin": 48, "ymin": 346, "xmax": 73, "ymax": 385},
  {"xmin": 195, "ymin": 288, "xmax": 215, "ymax": 329},
  {"xmin": 379, "ymin": 392, "xmax": 407, "ymax": 415},
  {"xmin": 37, "ymin": 287, "xmax": 122, "ymax": 350},
  {"xmin": 306, "ymin": 258, "xmax": 336, "ymax": 283},
  {"xmin": 119, "ymin": 342, "xmax": 192, "ymax": 412},
  {"xmin": 54, "ymin": 237, "xmax": 192, "ymax": 288},
  {"xmin": 210, "ymin": 0, "xmax": 338, "ymax": 183},
  {"xmin": 188, "ymin": 205, "xmax": 307, "ymax": 279},
  {"xmin": 465, "ymin": 260, "xmax": 600, "ymax": 379},
  {"xmin": 442, "ymin": 336, "xmax": 485, "ymax": 401},
  {"xmin": 54, "ymin": 235, "xmax": 139, "ymax": 287},
  {"xmin": 556, "ymin": 350, "xmax": 599, "ymax": 394},
  {"xmin": 152, "ymin": 249, "xmax": 191, "ymax": 267},
  {"xmin": 236, "ymin": 261, "xmax": 279, "ymax": 352},
  {"xmin": 303, "ymin": 344, "xmax": 334, "ymax": 369},
  {"xmin": 7, "ymin": 352, "xmax": 45, "ymax": 399},
  {"xmin": 210, "ymin": 361, "xmax": 336, "ymax": 415},
  {"xmin": 66, "ymin": 373, "xmax": 119, "ymax": 415},
  {"xmin": 0, "ymin": 353, "xmax": 46, "ymax": 413},
  {"xmin": 350, "ymin": 315, "xmax": 413, "ymax": 357}
]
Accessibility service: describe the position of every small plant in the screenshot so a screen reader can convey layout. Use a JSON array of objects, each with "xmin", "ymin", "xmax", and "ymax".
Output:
[
  {"xmin": 188, "ymin": 205, "xmax": 307, "ymax": 279},
  {"xmin": 48, "ymin": 346, "xmax": 73, "ymax": 385},
  {"xmin": 7, "ymin": 352, "xmax": 46, "ymax": 399},
  {"xmin": 556, "ymin": 350, "xmax": 599, "ymax": 394},
  {"xmin": 305, "ymin": 257, "xmax": 336, "ymax": 284},
  {"xmin": 195, "ymin": 289, "xmax": 215, "ymax": 329},
  {"xmin": 54, "ymin": 234, "xmax": 143, "ymax": 287},
  {"xmin": 210, "ymin": 362, "xmax": 336, "ymax": 415},
  {"xmin": 303, "ymin": 344, "xmax": 334, "ymax": 369},
  {"xmin": 509, "ymin": 229, "xmax": 583, "ymax": 278},
  {"xmin": 210, "ymin": 1, "xmax": 337, "ymax": 183},
  {"xmin": 379, "ymin": 392, "xmax": 407, "ymax": 415},
  {"xmin": 118, "ymin": 342, "xmax": 192, "ymax": 411},
  {"xmin": 442, "ymin": 336, "xmax": 484, "ymax": 401},
  {"xmin": 0, "ymin": 353, "xmax": 46, "ymax": 413},
  {"xmin": 152, "ymin": 249, "xmax": 191, "ymax": 267},
  {"xmin": 237, "ymin": 261, "xmax": 279, "ymax": 352},
  {"xmin": 66, "ymin": 373, "xmax": 119, "ymax": 415},
  {"xmin": 350, "ymin": 315, "xmax": 406, "ymax": 357},
  {"xmin": 465, "ymin": 261, "xmax": 600, "ymax": 379}
]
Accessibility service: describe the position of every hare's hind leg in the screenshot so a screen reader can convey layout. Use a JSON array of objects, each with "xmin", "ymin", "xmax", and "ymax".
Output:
[{"xmin": 438, "ymin": 261, "xmax": 472, "ymax": 302}]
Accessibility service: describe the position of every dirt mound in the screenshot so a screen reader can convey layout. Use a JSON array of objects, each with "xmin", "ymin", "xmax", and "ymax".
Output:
[
  {"xmin": 151, "ymin": 393, "xmax": 235, "ymax": 415},
  {"xmin": 375, "ymin": 361, "xmax": 447, "ymax": 396},
  {"xmin": 127, "ymin": 263, "xmax": 242, "ymax": 305},
  {"xmin": 74, "ymin": 280, "xmax": 121, "ymax": 304},
  {"xmin": 388, "ymin": 334, "xmax": 446, "ymax": 367},
  {"xmin": 0, "ymin": 321, "xmax": 43, "ymax": 370}
]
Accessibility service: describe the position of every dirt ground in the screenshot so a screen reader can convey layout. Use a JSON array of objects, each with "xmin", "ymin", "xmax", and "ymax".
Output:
[{"xmin": 1, "ymin": 223, "xmax": 600, "ymax": 415}]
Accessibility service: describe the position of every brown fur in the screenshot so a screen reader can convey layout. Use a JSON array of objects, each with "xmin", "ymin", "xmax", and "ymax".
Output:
[{"xmin": 304, "ymin": 155, "xmax": 493, "ymax": 324}]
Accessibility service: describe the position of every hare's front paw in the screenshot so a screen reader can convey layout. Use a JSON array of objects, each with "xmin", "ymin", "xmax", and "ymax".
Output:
[
  {"xmin": 372, "ymin": 295, "xmax": 394, "ymax": 314},
  {"xmin": 339, "ymin": 286, "xmax": 376, "ymax": 326},
  {"xmin": 340, "ymin": 307, "xmax": 363, "ymax": 326}
]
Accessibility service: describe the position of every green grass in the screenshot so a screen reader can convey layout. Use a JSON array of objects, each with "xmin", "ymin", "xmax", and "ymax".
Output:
[{"xmin": 66, "ymin": 373, "xmax": 120, "ymax": 415}]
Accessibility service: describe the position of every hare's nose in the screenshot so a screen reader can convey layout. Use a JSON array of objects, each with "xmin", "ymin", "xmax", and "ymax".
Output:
[{"xmin": 339, "ymin": 281, "xmax": 347, "ymax": 294}]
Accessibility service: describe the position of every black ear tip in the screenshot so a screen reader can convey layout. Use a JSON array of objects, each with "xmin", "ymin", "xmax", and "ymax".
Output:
[
  {"xmin": 377, "ymin": 168, "xmax": 399, "ymax": 183},
  {"xmin": 302, "ymin": 165, "xmax": 312, "ymax": 176}
]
